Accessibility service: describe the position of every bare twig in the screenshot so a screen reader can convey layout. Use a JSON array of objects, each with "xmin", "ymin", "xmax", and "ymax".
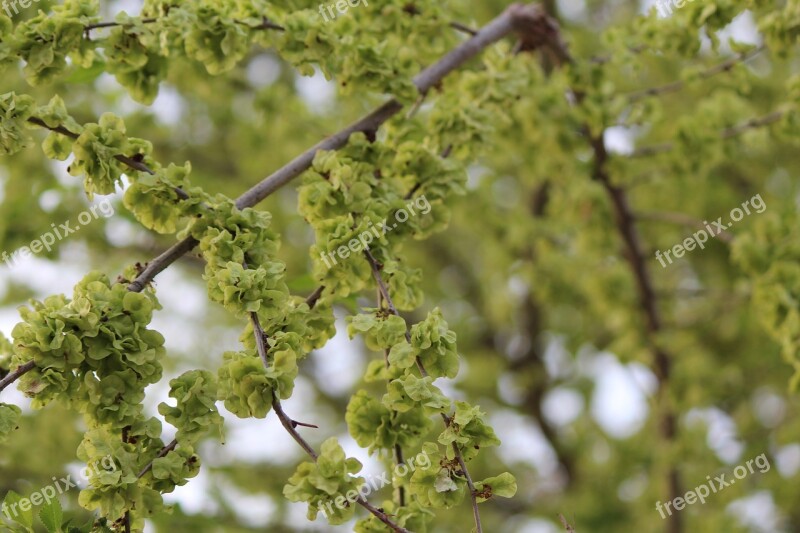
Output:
[
  {"xmin": 721, "ymin": 110, "xmax": 786, "ymax": 139},
  {"xmin": 394, "ymin": 443, "xmax": 406, "ymax": 506},
  {"xmin": 559, "ymin": 513, "xmax": 576, "ymax": 531},
  {"xmin": 270, "ymin": 396, "xmax": 319, "ymax": 460},
  {"xmin": 235, "ymin": 17, "xmax": 285, "ymax": 32},
  {"xmin": 375, "ymin": 288, "xmax": 408, "ymax": 508},
  {"xmin": 127, "ymin": 237, "xmax": 199, "ymax": 292}
]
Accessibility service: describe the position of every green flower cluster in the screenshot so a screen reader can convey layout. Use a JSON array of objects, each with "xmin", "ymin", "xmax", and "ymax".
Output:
[
  {"xmin": 158, "ymin": 370, "xmax": 223, "ymax": 445},
  {"xmin": 0, "ymin": 1, "xmax": 537, "ymax": 530},
  {"xmin": 0, "ymin": 0, "xmax": 459, "ymax": 106},
  {"xmin": 299, "ymin": 132, "xmax": 466, "ymax": 301},
  {"xmin": 341, "ymin": 306, "xmax": 516, "ymax": 527},
  {"xmin": 283, "ymin": 438, "xmax": 365, "ymax": 524},
  {"xmin": 11, "ymin": 272, "xmax": 164, "ymax": 427},
  {"xmin": 0, "ymin": 92, "xmax": 35, "ymax": 155}
]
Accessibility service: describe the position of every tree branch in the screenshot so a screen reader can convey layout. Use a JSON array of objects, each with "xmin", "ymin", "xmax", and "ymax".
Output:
[
  {"xmin": 529, "ymin": 14, "xmax": 684, "ymax": 533},
  {"xmin": 127, "ymin": 237, "xmax": 199, "ymax": 292},
  {"xmin": 0, "ymin": 360, "xmax": 36, "ymax": 394},
  {"xmin": 83, "ymin": 18, "xmax": 157, "ymax": 32},
  {"xmin": 125, "ymin": 3, "xmax": 540, "ymax": 295}
]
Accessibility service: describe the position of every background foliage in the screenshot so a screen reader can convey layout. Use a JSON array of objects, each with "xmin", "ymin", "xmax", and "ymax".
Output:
[{"xmin": 1, "ymin": 0, "xmax": 799, "ymax": 532}]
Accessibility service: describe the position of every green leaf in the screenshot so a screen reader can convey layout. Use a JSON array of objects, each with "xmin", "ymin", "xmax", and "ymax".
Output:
[
  {"xmin": 0, "ymin": 403, "xmax": 21, "ymax": 442},
  {"xmin": 388, "ymin": 342, "xmax": 417, "ymax": 370},
  {"xmin": 38, "ymin": 497, "xmax": 63, "ymax": 532},
  {"xmin": 2, "ymin": 490, "xmax": 34, "ymax": 529},
  {"xmin": 475, "ymin": 472, "xmax": 517, "ymax": 502},
  {"xmin": 65, "ymin": 59, "xmax": 107, "ymax": 84}
]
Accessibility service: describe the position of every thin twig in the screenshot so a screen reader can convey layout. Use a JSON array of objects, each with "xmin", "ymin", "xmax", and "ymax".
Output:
[
  {"xmin": 630, "ymin": 109, "xmax": 787, "ymax": 158},
  {"xmin": 394, "ymin": 443, "xmax": 406, "ymax": 507},
  {"xmin": 559, "ymin": 514, "xmax": 576, "ymax": 532},
  {"xmin": 270, "ymin": 396, "xmax": 319, "ymax": 460},
  {"xmin": 363, "ymin": 249, "xmax": 483, "ymax": 533},
  {"xmin": 25, "ymin": 118, "xmax": 198, "ymax": 204},
  {"xmin": 137, "ymin": 439, "xmax": 178, "ymax": 478},
  {"xmin": 83, "ymin": 16, "xmax": 284, "ymax": 33},
  {"xmin": 26, "ymin": 118, "xmax": 156, "ymax": 175},
  {"xmin": 721, "ymin": 110, "xmax": 785, "ymax": 139},
  {"xmin": 238, "ymin": 17, "xmax": 285, "ymax": 32},
  {"xmin": 305, "ymin": 285, "xmax": 325, "ymax": 309},
  {"xmin": 376, "ymin": 288, "xmax": 407, "ymax": 508},
  {"xmin": 250, "ymin": 312, "xmax": 270, "ymax": 368},
  {"xmin": 450, "ymin": 21, "xmax": 478, "ymax": 36},
  {"xmin": 84, "ymin": 18, "xmax": 157, "ymax": 32},
  {"xmin": 248, "ymin": 301, "xmax": 409, "ymax": 532},
  {"xmin": 405, "ymin": 93, "xmax": 427, "ymax": 119},
  {"xmin": 625, "ymin": 45, "xmax": 765, "ymax": 102},
  {"xmin": 127, "ymin": 237, "xmax": 199, "ymax": 292}
]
